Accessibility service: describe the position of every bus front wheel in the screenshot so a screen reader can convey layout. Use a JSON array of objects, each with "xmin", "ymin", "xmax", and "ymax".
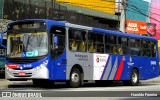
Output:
[{"xmin": 68, "ymin": 68, "xmax": 81, "ymax": 88}]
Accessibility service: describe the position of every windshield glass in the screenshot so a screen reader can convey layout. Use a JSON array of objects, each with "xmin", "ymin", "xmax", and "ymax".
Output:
[{"xmin": 7, "ymin": 32, "xmax": 48, "ymax": 58}]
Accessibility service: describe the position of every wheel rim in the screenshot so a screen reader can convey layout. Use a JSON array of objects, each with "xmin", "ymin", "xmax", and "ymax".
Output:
[
  {"xmin": 132, "ymin": 72, "xmax": 138, "ymax": 83},
  {"xmin": 71, "ymin": 72, "xmax": 79, "ymax": 83}
]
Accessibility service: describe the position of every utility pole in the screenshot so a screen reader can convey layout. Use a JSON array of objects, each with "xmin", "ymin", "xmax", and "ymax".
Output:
[
  {"xmin": 119, "ymin": 0, "xmax": 127, "ymax": 32},
  {"xmin": 117, "ymin": 0, "xmax": 120, "ymax": 30}
]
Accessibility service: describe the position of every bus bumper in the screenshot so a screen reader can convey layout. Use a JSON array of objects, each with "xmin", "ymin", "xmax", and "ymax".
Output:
[{"xmin": 5, "ymin": 66, "xmax": 49, "ymax": 80}]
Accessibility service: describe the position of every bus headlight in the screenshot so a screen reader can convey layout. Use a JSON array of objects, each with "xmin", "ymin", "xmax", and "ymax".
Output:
[
  {"xmin": 5, "ymin": 64, "xmax": 13, "ymax": 71},
  {"xmin": 33, "ymin": 60, "xmax": 48, "ymax": 71}
]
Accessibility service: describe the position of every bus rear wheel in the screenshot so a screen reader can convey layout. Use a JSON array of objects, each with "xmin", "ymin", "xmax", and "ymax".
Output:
[
  {"xmin": 124, "ymin": 69, "xmax": 139, "ymax": 86},
  {"xmin": 68, "ymin": 68, "xmax": 81, "ymax": 88}
]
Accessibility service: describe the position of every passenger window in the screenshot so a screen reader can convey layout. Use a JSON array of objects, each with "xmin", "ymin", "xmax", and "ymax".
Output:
[
  {"xmin": 121, "ymin": 37, "xmax": 128, "ymax": 46},
  {"xmin": 88, "ymin": 32, "xmax": 104, "ymax": 53},
  {"xmin": 151, "ymin": 42, "xmax": 156, "ymax": 57},
  {"xmin": 105, "ymin": 35, "xmax": 117, "ymax": 54},
  {"xmin": 117, "ymin": 37, "xmax": 123, "ymax": 55},
  {"xmin": 88, "ymin": 32, "xmax": 96, "ymax": 53},
  {"xmin": 130, "ymin": 39, "xmax": 141, "ymax": 56},
  {"xmin": 96, "ymin": 33, "xmax": 104, "ymax": 53},
  {"xmin": 141, "ymin": 40, "xmax": 151, "ymax": 57},
  {"xmin": 121, "ymin": 37, "xmax": 129, "ymax": 55},
  {"xmin": 108, "ymin": 35, "xmax": 116, "ymax": 44},
  {"xmin": 69, "ymin": 29, "xmax": 87, "ymax": 52}
]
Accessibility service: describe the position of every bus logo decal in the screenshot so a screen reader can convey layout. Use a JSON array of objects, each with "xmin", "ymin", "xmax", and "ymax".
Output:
[
  {"xmin": 127, "ymin": 57, "xmax": 134, "ymax": 66},
  {"xmin": 96, "ymin": 58, "xmax": 99, "ymax": 63},
  {"xmin": 151, "ymin": 61, "xmax": 156, "ymax": 65},
  {"xmin": 22, "ymin": 52, "xmax": 26, "ymax": 57},
  {"xmin": 130, "ymin": 57, "xmax": 132, "ymax": 62},
  {"xmin": 75, "ymin": 53, "xmax": 88, "ymax": 61}
]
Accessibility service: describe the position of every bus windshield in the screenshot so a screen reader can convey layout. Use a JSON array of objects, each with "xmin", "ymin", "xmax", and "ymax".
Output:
[{"xmin": 7, "ymin": 32, "xmax": 48, "ymax": 58}]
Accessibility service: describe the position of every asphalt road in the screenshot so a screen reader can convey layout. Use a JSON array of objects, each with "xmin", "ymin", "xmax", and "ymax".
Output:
[{"xmin": 0, "ymin": 77, "xmax": 160, "ymax": 100}]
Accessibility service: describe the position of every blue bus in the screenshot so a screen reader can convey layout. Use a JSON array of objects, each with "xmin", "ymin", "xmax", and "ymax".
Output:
[
  {"xmin": 0, "ymin": 31, "xmax": 6, "ymax": 74},
  {"xmin": 5, "ymin": 19, "xmax": 159, "ymax": 87}
]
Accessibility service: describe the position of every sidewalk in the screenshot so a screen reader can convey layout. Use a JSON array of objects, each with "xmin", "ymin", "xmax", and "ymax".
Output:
[{"xmin": 140, "ymin": 76, "xmax": 160, "ymax": 83}]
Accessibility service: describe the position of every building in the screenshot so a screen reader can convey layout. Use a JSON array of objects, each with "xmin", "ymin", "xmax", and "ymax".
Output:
[{"xmin": 0, "ymin": 0, "xmax": 120, "ymax": 31}]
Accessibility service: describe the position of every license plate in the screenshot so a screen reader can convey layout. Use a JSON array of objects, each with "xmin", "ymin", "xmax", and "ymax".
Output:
[{"xmin": 18, "ymin": 72, "xmax": 26, "ymax": 76}]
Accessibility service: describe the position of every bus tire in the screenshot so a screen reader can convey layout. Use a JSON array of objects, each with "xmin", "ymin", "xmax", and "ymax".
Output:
[
  {"xmin": 124, "ymin": 69, "xmax": 139, "ymax": 86},
  {"xmin": 130, "ymin": 69, "xmax": 139, "ymax": 86},
  {"xmin": 68, "ymin": 68, "xmax": 81, "ymax": 88}
]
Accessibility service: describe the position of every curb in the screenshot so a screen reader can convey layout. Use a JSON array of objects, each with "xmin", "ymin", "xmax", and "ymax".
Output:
[{"xmin": 140, "ymin": 76, "xmax": 160, "ymax": 83}]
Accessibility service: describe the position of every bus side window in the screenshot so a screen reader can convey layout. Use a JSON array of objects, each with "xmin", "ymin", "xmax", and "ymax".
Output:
[
  {"xmin": 88, "ymin": 32, "xmax": 96, "ymax": 53},
  {"xmin": 151, "ymin": 42, "xmax": 156, "ymax": 57},
  {"xmin": 105, "ymin": 35, "xmax": 117, "ymax": 54},
  {"xmin": 79, "ymin": 32, "xmax": 87, "ymax": 52},
  {"xmin": 141, "ymin": 40, "xmax": 151, "ymax": 57},
  {"xmin": 117, "ymin": 37, "xmax": 123, "ymax": 55},
  {"xmin": 121, "ymin": 37, "xmax": 129, "ymax": 55},
  {"xmin": 69, "ymin": 29, "xmax": 87, "ymax": 52},
  {"xmin": 96, "ymin": 33, "xmax": 104, "ymax": 53},
  {"xmin": 130, "ymin": 38, "xmax": 139, "ymax": 56}
]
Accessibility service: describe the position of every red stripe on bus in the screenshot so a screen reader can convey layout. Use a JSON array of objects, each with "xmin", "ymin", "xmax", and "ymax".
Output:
[
  {"xmin": 7, "ymin": 64, "xmax": 18, "ymax": 68},
  {"xmin": 114, "ymin": 58, "xmax": 124, "ymax": 80}
]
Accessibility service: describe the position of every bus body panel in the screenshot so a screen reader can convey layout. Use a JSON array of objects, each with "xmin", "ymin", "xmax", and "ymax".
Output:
[
  {"xmin": 49, "ymin": 51, "xmax": 67, "ymax": 80},
  {"xmin": 66, "ymin": 51, "xmax": 94, "ymax": 80},
  {"xmin": 119, "ymin": 56, "xmax": 158, "ymax": 80}
]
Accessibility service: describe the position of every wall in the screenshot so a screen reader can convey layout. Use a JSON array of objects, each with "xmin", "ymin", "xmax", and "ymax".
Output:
[
  {"xmin": 149, "ymin": 0, "xmax": 160, "ymax": 40},
  {"xmin": 56, "ymin": 0, "xmax": 115, "ymax": 14},
  {"xmin": 126, "ymin": 0, "xmax": 150, "ymax": 22}
]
